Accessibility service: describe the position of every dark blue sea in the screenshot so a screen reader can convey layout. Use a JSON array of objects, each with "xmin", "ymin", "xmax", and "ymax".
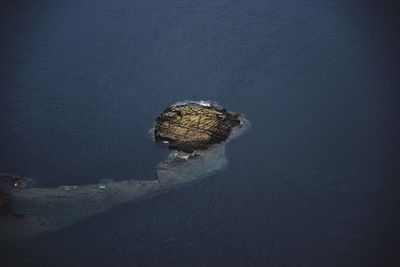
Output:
[{"xmin": 1, "ymin": 0, "xmax": 399, "ymax": 266}]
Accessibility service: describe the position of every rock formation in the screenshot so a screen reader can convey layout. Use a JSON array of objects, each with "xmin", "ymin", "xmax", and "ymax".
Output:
[
  {"xmin": 154, "ymin": 101, "xmax": 242, "ymax": 152},
  {"xmin": 0, "ymin": 101, "xmax": 248, "ymax": 241}
]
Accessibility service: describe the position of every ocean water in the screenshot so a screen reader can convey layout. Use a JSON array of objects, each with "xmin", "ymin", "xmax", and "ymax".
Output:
[{"xmin": 1, "ymin": 0, "xmax": 399, "ymax": 266}]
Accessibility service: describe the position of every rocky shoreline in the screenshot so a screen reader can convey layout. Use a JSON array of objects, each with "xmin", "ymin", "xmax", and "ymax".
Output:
[{"xmin": 0, "ymin": 101, "xmax": 249, "ymax": 240}]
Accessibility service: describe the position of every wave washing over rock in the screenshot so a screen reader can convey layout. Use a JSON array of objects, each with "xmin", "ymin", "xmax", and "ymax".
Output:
[{"xmin": 0, "ymin": 101, "xmax": 249, "ymax": 240}]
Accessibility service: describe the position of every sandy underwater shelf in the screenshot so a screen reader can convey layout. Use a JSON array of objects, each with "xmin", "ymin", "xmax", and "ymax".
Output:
[{"xmin": 0, "ymin": 101, "xmax": 250, "ymax": 241}]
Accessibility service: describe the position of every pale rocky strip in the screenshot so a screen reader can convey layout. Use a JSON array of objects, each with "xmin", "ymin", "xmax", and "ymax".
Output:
[{"xmin": 1, "ymin": 144, "xmax": 228, "ymax": 240}]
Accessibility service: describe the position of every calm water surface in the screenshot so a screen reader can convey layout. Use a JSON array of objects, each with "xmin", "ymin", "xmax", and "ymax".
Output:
[{"xmin": 1, "ymin": 0, "xmax": 399, "ymax": 266}]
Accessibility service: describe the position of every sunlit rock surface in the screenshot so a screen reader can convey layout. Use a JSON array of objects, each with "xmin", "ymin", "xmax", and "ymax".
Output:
[
  {"xmin": 0, "ymin": 101, "xmax": 249, "ymax": 241},
  {"xmin": 154, "ymin": 101, "xmax": 242, "ymax": 152}
]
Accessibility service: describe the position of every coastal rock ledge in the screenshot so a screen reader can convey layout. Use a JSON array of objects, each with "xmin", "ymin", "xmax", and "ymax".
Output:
[{"xmin": 0, "ymin": 101, "xmax": 248, "ymax": 240}]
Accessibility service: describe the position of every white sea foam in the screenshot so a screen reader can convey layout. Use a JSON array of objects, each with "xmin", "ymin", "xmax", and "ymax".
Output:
[{"xmin": 172, "ymin": 100, "xmax": 221, "ymax": 108}]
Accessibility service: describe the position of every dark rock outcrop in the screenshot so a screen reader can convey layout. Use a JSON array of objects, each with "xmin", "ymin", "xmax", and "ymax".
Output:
[
  {"xmin": 0, "ymin": 190, "xmax": 13, "ymax": 215},
  {"xmin": 0, "ymin": 174, "xmax": 28, "ymax": 190},
  {"xmin": 0, "ymin": 174, "xmax": 28, "ymax": 217}
]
